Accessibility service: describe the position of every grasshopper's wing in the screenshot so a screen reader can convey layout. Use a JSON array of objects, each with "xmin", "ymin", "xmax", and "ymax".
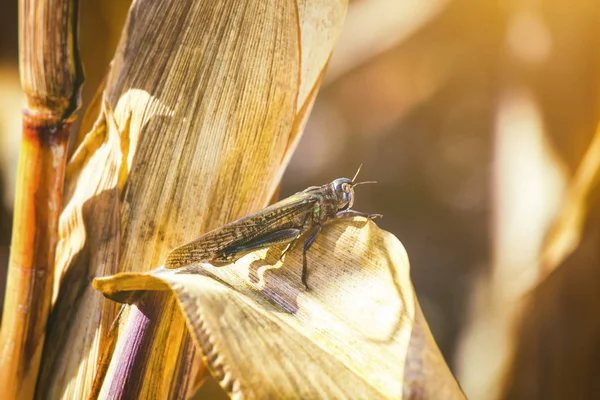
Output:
[{"xmin": 165, "ymin": 192, "xmax": 319, "ymax": 269}]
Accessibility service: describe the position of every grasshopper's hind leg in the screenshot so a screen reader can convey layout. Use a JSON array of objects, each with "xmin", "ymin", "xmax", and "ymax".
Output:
[{"xmin": 217, "ymin": 228, "xmax": 302, "ymax": 264}]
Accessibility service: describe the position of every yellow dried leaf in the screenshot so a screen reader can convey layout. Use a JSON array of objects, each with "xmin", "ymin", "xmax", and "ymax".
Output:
[{"xmin": 95, "ymin": 219, "xmax": 463, "ymax": 398}]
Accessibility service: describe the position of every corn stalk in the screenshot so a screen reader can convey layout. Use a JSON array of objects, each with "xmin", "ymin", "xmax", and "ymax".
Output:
[{"xmin": 0, "ymin": 0, "xmax": 82, "ymax": 397}]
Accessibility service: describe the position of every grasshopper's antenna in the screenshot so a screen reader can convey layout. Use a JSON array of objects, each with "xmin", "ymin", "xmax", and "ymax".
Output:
[
  {"xmin": 352, "ymin": 164, "xmax": 363, "ymax": 183},
  {"xmin": 352, "ymin": 180, "xmax": 377, "ymax": 187}
]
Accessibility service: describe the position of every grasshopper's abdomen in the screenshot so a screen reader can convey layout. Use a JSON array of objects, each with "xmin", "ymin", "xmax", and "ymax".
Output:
[
  {"xmin": 164, "ymin": 222, "xmax": 262, "ymax": 269},
  {"xmin": 164, "ymin": 238, "xmax": 221, "ymax": 269}
]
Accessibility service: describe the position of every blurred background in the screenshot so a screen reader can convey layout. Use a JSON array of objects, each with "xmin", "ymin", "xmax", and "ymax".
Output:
[{"xmin": 2, "ymin": 0, "xmax": 600, "ymax": 399}]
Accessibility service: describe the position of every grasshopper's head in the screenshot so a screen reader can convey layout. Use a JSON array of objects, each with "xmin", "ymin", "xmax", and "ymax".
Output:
[
  {"xmin": 332, "ymin": 178, "xmax": 355, "ymax": 211},
  {"xmin": 332, "ymin": 165, "xmax": 377, "ymax": 211}
]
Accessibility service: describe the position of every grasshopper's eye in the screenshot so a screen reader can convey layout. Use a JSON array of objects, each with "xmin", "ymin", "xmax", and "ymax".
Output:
[{"xmin": 339, "ymin": 182, "xmax": 354, "ymax": 210}]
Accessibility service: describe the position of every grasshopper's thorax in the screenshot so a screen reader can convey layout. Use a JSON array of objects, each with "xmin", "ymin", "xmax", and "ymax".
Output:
[{"xmin": 302, "ymin": 177, "xmax": 356, "ymax": 223}]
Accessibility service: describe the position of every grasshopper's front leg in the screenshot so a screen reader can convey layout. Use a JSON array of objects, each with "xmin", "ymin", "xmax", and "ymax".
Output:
[
  {"xmin": 301, "ymin": 225, "xmax": 322, "ymax": 290},
  {"xmin": 335, "ymin": 210, "xmax": 383, "ymax": 220}
]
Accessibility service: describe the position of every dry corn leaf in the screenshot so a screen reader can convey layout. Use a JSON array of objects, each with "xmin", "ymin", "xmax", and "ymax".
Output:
[
  {"xmin": 501, "ymin": 218, "xmax": 600, "ymax": 399},
  {"xmin": 539, "ymin": 122, "xmax": 600, "ymax": 278},
  {"xmin": 37, "ymin": 0, "xmax": 349, "ymax": 398},
  {"xmin": 95, "ymin": 219, "xmax": 463, "ymax": 398}
]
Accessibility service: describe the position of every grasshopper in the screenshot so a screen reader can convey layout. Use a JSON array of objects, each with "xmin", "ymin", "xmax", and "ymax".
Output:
[{"xmin": 165, "ymin": 166, "xmax": 381, "ymax": 289}]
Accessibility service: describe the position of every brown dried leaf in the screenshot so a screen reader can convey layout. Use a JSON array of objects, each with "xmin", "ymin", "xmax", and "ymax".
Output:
[{"xmin": 38, "ymin": 0, "xmax": 349, "ymax": 398}]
